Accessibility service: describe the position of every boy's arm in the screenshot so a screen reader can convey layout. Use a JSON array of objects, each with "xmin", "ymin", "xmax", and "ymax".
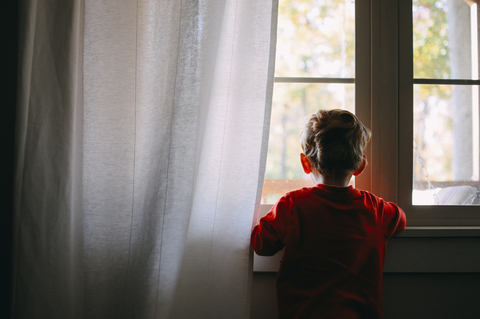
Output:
[
  {"xmin": 382, "ymin": 200, "xmax": 407, "ymax": 238},
  {"xmin": 251, "ymin": 196, "xmax": 291, "ymax": 256}
]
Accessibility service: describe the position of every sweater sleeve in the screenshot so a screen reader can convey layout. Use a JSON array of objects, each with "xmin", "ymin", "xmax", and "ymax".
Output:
[
  {"xmin": 381, "ymin": 199, "xmax": 407, "ymax": 238},
  {"xmin": 251, "ymin": 195, "xmax": 292, "ymax": 256}
]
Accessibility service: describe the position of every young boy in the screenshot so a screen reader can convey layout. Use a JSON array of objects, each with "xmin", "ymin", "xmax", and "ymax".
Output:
[{"xmin": 251, "ymin": 109, "xmax": 406, "ymax": 319}]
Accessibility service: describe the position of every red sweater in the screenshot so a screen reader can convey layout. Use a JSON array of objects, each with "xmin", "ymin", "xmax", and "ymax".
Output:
[{"xmin": 251, "ymin": 184, "xmax": 406, "ymax": 319}]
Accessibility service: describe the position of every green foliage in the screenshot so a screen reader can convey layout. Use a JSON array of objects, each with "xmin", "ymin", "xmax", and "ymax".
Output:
[
  {"xmin": 265, "ymin": 83, "xmax": 354, "ymax": 181},
  {"xmin": 267, "ymin": 0, "xmax": 474, "ymax": 193},
  {"xmin": 412, "ymin": 0, "xmax": 473, "ymax": 182},
  {"xmin": 265, "ymin": 0, "xmax": 356, "ymax": 189},
  {"xmin": 275, "ymin": 0, "xmax": 355, "ymax": 78},
  {"xmin": 413, "ymin": 0, "xmax": 451, "ymax": 100}
]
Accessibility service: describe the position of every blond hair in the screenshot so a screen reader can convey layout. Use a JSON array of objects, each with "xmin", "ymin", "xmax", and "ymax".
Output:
[{"xmin": 300, "ymin": 109, "xmax": 371, "ymax": 180}]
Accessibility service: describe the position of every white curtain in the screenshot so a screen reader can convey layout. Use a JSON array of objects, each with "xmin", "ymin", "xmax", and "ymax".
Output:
[{"xmin": 13, "ymin": 0, "xmax": 277, "ymax": 318}]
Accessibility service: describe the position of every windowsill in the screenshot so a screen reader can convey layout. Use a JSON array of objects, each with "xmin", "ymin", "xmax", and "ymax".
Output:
[
  {"xmin": 396, "ymin": 226, "xmax": 480, "ymax": 237},
  {"xmin": 253, "ymin": 226, "xmax": 480, "ymax": 272}
]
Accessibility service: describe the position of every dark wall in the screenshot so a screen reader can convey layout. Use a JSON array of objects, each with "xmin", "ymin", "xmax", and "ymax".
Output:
[
  {"xmin": 1, "ymin": 1, "xmax": 18, "ymax": 317},
  {"xmin": 251, "ymin": 272, "xmax": 480, "ymax": 319},
  {"xmin": 251, "ymin": 234, "xmax": 480, "ymax": 318}
]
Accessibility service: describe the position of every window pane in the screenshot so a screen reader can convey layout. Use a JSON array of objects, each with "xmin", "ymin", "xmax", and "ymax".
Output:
[
  {"xmin": 413, "ymin": 0, "xmax": 478, "ymax": 80},
  {"xmin": 262, "ymin": 83, "xmax": 355, "ymax": 204},
  {"xmin": 275, "ymin": 0, "xmax": 355, "ymax": 78},
  {"xmin": 413, "ymin": 84, "xmax": 480, "ymax": 205}
]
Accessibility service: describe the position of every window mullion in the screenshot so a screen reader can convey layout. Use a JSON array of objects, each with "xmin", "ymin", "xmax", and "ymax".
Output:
[
  {"xmin": 369, "ymin": 0, "xmax": 399, "ymax": 203},
  {"xmin": 354, "ymin": 0, "xmax": 372, "ymax": 193}
]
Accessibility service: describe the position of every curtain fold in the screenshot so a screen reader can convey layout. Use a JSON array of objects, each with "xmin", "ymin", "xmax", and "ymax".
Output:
[
  {"xmin": 14, "ymin": 0, "xmax": 85, "ymax": 318},
  {"xmin": 13, "ymin": 0, "xmax": 277, "ymax": 318}
]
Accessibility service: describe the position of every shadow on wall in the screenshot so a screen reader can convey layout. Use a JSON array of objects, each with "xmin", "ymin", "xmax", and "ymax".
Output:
[
  {"xmin": 0, "ymin": 0, "xmax": 18, "ymax": 318},
  {"xmin": 250, "ymin": 272, "xmax": 480, "ymax": 319}
]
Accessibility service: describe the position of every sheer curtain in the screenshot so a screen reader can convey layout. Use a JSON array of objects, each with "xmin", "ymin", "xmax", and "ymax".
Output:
[{"xmin": 13, "ymin": 0, "xmax": 277, "ymax": 318}]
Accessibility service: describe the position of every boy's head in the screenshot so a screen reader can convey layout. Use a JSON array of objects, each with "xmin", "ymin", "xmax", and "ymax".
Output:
[{"xmin": 300, "ymin": 109, "xmax": 371, "ymax": 181}]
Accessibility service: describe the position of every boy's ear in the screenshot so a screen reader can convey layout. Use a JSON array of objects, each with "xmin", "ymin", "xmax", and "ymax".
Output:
[
  {"xmin": 353, "ymin": 155, "xmax": 367, "ymax": 176},
  {"xmin": 300, "ymin": 153, "xmax": 312, "ymax": 174}
]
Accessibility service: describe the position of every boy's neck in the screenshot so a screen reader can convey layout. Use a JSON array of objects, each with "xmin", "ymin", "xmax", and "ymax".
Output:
[{"xmin": 310, "ymin": 171, "xmax": 352, "ymax": 187}]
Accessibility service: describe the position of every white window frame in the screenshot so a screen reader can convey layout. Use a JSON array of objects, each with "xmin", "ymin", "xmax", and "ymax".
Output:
[
  {"xmin": 397, "ymin": 0, "xmax": 480, "ymax": 226},
  {"xmin": 262, "ymin": 0, "xmax": 480, "ymax": 227}
]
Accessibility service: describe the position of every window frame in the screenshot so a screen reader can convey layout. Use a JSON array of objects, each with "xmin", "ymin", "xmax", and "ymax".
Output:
[
  {"xmin": 397, "ymin": 0, "xmax": 480, "ymax": 226},
  {"xmin": 262, "ymin": 0, "xmax": 480, "ymax": 227},
  {"xmin": 263, "ymin": 0, "xmax": 366, "ymax": 202}
]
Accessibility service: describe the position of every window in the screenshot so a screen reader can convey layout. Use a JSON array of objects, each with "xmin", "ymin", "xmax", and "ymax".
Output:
[
  {"xmin": 399, "ymin": 0, "xmax": 480, "ymax": 225},
  {"xmin": 262, "ymin": 0, "xmax": 480, "ymax": 226},
  {"xmin": 262, "ymin": 0, "xmax": 358, "ymax": 204},
  {"xmin": 410, "ymin": 0, "xmax": 480, "ymax": 206}
]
